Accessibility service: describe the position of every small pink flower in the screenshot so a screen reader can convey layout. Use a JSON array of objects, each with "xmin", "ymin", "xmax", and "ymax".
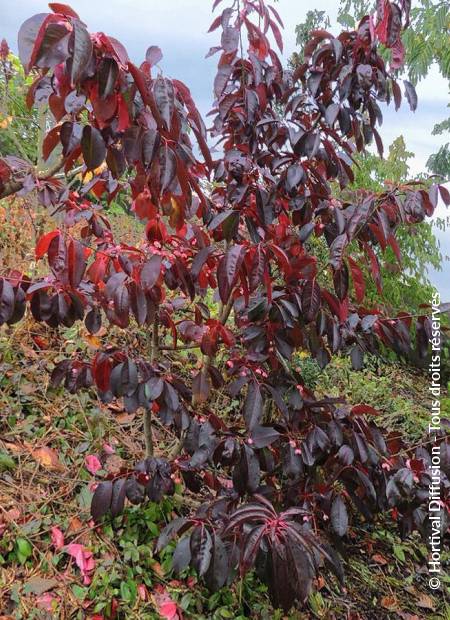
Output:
[
  {"xmin": 85, "ymin": 454, "xmax": 102, "ymax": 475},
  {"xmin": 51, "ymin": 526, "xmax": 64, "ymax": 550}
]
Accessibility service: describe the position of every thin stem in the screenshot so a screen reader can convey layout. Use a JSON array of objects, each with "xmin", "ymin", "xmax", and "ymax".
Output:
[
  {"xmin": 150, "ymin": 313, "xmax": 159, "ymax": 364},
  {"xmin": 143, "ymin": 409, "xmax": 154, "ymax": 457},
  {"xmin": 143, "ymin": 314, "xmax": 160, "ymax": 458},
  {"xmin": 159, "ymin": 343, "xmax": 200, "ymax": 351}
]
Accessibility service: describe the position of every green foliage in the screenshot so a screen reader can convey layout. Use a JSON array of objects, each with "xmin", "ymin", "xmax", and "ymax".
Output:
[
  {"xmin": 344, "ymin": 136, "xmax": 441, "ymax": 312},
  {"xmin": 427, "ymin": 143, "xmax": 450, "ymax": 177},
  {"xmin": 0, "ymin": 52, "xmax": 39, "ymax": 163},
  {"xmin": 316, "ymin": 355, "xmax": 431, "ymax": 441},
  {"xmin": 292, "ymin": 10, "xmax": 331, "ymax": 63}
]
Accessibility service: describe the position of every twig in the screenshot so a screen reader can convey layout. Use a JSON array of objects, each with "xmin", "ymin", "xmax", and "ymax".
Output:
[{"xmin": 0, "ymin": 157, "xmax": 65, "ymax": 199}]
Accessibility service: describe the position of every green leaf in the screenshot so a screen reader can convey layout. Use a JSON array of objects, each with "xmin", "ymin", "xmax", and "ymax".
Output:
[
  {"xmin": 72, "ymin": 584, "xmax": 87, "ymax": 600},
  {"xmin": 0, "ymin": 451, "xmax": 15, "ymax": 471},
  {"xmin": 393, "ymin": 544, "xmax": 405, "ymax": 562},
  {"xmin": 16, "ymin": 538, "xmax": 32, "ymax": 562},
  {"xmin": 120, "ymin": 581, "xmax": 131, "ymax": 602}
]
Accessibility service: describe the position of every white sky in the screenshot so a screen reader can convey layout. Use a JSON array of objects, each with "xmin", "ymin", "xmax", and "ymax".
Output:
[{"xmin": 3, "ymin": 0, "xmax": 449, "ymax": 298}]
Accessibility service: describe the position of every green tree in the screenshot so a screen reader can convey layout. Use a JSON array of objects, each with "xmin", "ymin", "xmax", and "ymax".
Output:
[
  {"xmin": 0, "ymin": 42, "xmax": 39, "ymax": 163},
  {"xmin": 343, "ymin": 136, "xmax": 441, "ymax": 312}
]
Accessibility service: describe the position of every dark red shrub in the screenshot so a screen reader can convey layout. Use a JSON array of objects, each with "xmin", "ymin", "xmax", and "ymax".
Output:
[{"xmin": 0, "ymin": 0, "xmax": 449, "ymax": 611}]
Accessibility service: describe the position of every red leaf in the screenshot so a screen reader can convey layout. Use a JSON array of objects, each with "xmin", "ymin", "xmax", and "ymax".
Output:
[
  {"xmin": 387, "ymin": 234, "xmax": 402, "ymax": 264},
  {"xmin": 42, "ymin": 125, "xmax": 61, "ymax": 161},
  {"xmin": 85, "ymin": 454, "xmax": 102, "ymax": 475},
  {"xmin": 365, "ymin": 245, "xmax": 382, "ymax": 293},
  {"xmin": 51, "ymin": 526, "xmax": 64, "ymax": 549},
  {"xmin": 48, "ymin": 3, "xmax": 80, "ymax": 18},
  {"xmin": 217, "ymin": 244, "xmax": 246, "ymax": 303},
  {"xmin": 146, "ymin": 45, "xmax": 163, "ymax": 66},
  {"xmin": 301, "ymin": 280, "xmax": 320, "ymax": 322},
  {"xmin": 35, "ymin": 230, "xmax": 60, "ymax": 259},
  {"xmin": 439, "ymin": 184, "xmax": 450, "ymax": 206},
  {"xmin": 351, "ymin": 404, "xmax": 379, "ymax": 416},
  {"xmin": 71, "ymin": 19, "xmax": 93, "ymax": 85},
  {"xmin": 347, "ymin": 256, "xmax": 365, "ymax": 303},
  {"xmin": 65, "ymin": 543, "xmax": 95, "ymax": 585},
  {"xmin": 117, "ymin": 93, "xmax": 130, "ymax": 132},
  {"xmin": 269, "ymin": 19, "xmax": 283, "ymax": 53}
]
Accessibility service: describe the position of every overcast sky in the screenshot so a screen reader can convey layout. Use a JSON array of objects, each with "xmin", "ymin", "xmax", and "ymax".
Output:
[{"xmin": 3, "ymin": 0, "xmax": 449, "ymax": 299}]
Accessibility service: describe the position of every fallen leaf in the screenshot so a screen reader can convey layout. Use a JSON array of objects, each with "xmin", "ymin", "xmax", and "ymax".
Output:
[
  {"xmin": 416, "ymin": 593, "xmax": 435, "ymax": 610},
  {"xmin": 372, "ymin": 553, "xmax": 388, "ymax": 565},
  {"xmin": 24, "ymin": 577, "xmax": 58, "ymax": 595},
  {"xmin": 104, "ymin": 454, "xmax": 124, "ymax": 475},
  {"xmin": 151, "ymin": 561, "xmax": 165, "ymax": 577},
  {"xmin": 36, "ymin": 592, "xmax": 58, "ymax": 612},
  {"xmin": 84, "ymin": 334, "xmax": 101, "ymax": 349},
  {"xmin": 4, "ymin": 508, "xmax": 20, "ymax": 522},
  {"xmin": 51, "ymin": 526, "xmax": 64, "ymax": 550},
  {"xmin": 32, "ymin": 447, "xmax": 63, "ymax": 471},
  {"xmin": 115, "ymin": 412, "xmax": 136, "ymax": 424},
  {"xmin": 152, "ymin": 585, "xmax": 183, "ymax": 620},
  {"xmin": 103, "ymin": 443, "xmax": 115, "ymax": 455},
  {"xmin": 65, "ymin": 543, "xmax": 95, "ymax": 585},
  {"xmin": 381, "ymin": 595, "xmax": 399, "ymax": 612},
  {"xmin": 67, "ymin": 516, "xmax": 84, "ymax": 535},
  {"xmin": 316, "ymin": 575, "xmax": 326, "ymax": 590}
]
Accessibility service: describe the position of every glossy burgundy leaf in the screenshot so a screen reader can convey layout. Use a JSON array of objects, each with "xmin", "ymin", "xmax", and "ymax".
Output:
[
  {"xmin": 192, "ymin": 370, "xmax": 211, "ymax": 404},
  {"xmin": 140, "ymin": 255, "xmax": 162, "ymax": 291},
  {"xmin": 347, "ymin": 256, "xmax": 365, "ymax": 303},
  {"xmin": 403, "ymin": 80, "xmax": 417, "ymax": 112},
  {"xmin": 243, "ymin": 381, "xmax": 263, "ymax": 431},
  {"xmin": 91, "ymin": 480, "xmax": 113, "ymax": 522},
  {"xmin": 81, "ymin": 126, "xmax": 106, "ymax": 170},
  {"xmin": 190, "ymin": 526, "xmax": 213, "ymax": 577},
  {"xmin": 331, "ymin": 495, "xmax": 348, "ymax": 537},
  {"xmin": 154, "ymin": 76, "xmax": 174, "ymax": 130},
  {"xmin": 301, "ymin": 280, "xmax": 320, "ymax": 323},
  {"xmin": 217, "ymin": 244, "xmax": 245, "ymax": 303},
  {"xmin": 71, "ymin": 19, "xmax": 92, "ymax": 84}
]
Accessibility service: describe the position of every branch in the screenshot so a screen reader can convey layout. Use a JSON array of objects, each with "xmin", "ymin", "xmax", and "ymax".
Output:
[
  {"xmin": 159, "ymin": 343, "xmax": 200, "ymax": 351},
  {"xmin": 0, "ymin": 157, "xmax": 65, "ymax": 200}
]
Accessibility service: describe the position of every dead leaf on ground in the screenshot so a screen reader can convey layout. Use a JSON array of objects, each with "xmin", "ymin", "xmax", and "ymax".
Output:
[
  {"xmin": 67, "ymin": 516, "xmax": 84, "ymax": 535},
  {"xmin": 416, "ymin": 593, "xmax": 435, "ymax": 610},
  {"xmin": 104, "ymin": 454, "xmax": 125, "ymax": 474},
  {"xmin": 381, "ymin": 595, "xmax": 400, "ymax": 612},
  {"xmin": 372, "ymin": 553, "xmax": 388, "ymax": 565},
  {"xmin": 115, "ymin": 412, "xmax": 136, "ymax": 425},
  {"xmin": 24, "ymin": 576, "xmax": 58, "ymax": 595},
  {"xmin": 32, "ymin": 447, "xmax": 64, "ymax": 471},
  {"xmin": 83, "ymin": 334, "xmax": 101, "ymax": 349}
]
